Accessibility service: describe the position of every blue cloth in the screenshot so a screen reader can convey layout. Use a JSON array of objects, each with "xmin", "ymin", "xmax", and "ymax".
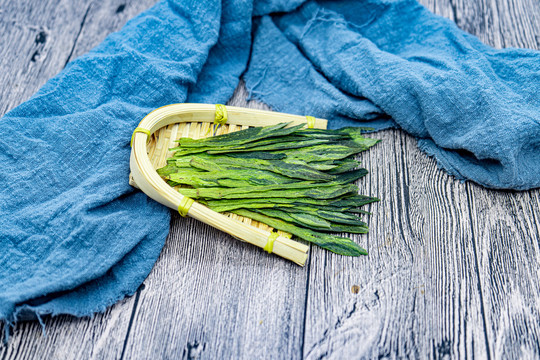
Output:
[
  {"xmin": 244, "ymin": 0, "xmax": 540, "ymax": 189},
  {"xmin": 1, "ymin": 0, "xmax": 539, "ymax": 331}
]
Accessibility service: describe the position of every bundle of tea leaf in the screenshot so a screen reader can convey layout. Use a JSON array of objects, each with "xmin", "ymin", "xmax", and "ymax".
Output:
[{"xmin": 157, "ymin": 123, "xmax": 379, "ymax": 256}]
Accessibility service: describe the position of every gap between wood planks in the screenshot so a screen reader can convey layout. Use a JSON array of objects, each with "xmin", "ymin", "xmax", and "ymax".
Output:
[{"xmin": 63, "ymin": 4, "xmax": 93, "ymax": 68}]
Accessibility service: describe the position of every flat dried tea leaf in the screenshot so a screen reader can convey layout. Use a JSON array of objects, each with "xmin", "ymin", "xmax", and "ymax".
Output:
[
  {"xmin": 178, "ymin": 122, "xmax": 304, "ymax": 148},
  {"xmin": 232, "ymin": 209, "xmax": 368, "ymax": 256},
  {"xmin": 178, "ymin": 183, "xmax": 358, "ymax": 200},
  {"xmin": 156, "ymin": 122, "xmax": 380, "ymax": 256}
]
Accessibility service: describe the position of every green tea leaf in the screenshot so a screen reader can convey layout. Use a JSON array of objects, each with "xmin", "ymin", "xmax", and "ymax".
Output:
[
  {"xmin": 339, "ymin": 127, "xmax": 380, "ymax": 148},
  {"xmin": 225, "ymin": 152, "xmax": 286, "ymax": 160},
  {"xmin": 208, "ymin": 138, "xmax": 330, "ymax": 154},
  {"xmin": 329, "ymin": 195, "xmax": 380, "ymax": 207},
  {"xmin": 232, "ymin": 209, "xmax": 368, "ymax": 256},
  {"xmin": 204, "ymin": 201, "xmax": 294, "ymax": 213},
  {"xmin": 326, "ymin": 158, "xmax": 362, "ymax": 174},
  {"xmin": 254, "ymin": 208, "xmax": 333, "ymax": 230},
  {"xmin": 178, "ymin": 122, "xmax": 305, "ymax": 148},
  {"xmin": 183, "ymin": 155, "xmax": 334, "ymax": 181},
  {"xmin": 334, "ymin": 169, "xmax": 369, "ymax": 184},
  {"xmin": 280, "ymin": 143, "xmax": 366, "ymax": 162},
  {"xmin": 178, "ymin": 183, "xmax": 358, "ymax": 200},
  {"xmin": 202, "ymin": 194, "xmax": 378, "ymax": 209},
  {"xmin": 169, "ymin": 168, "xmax": 298, "ymax": 187}
]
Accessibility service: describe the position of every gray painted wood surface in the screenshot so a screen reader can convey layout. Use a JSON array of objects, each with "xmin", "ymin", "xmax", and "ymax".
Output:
[{"xmin": 0, "ymin": 0, "xmax": 539, "ymax": 359}]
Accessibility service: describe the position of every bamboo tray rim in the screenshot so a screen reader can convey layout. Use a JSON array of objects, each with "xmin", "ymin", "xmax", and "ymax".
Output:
[{"xmin": 129, "ymin": 103, "xmax": 328, "ymax": 266}]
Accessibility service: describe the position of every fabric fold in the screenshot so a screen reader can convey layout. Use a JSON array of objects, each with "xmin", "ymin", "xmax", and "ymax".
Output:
[
  {"xmin": 245, "ymin": 16, "xmax": 390, "ymax": 129},
  {"xmin": 246, "ymin": 0, "xmax": 540, "ymax": 189},
  {"xmin": 0, "ymin": 0, "xmax": 221, "ymax": 326}
]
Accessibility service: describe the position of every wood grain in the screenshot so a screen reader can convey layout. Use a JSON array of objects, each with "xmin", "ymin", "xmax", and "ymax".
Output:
[
  {"xmin": 0, "ymin": 0, "xmax": 160, "ymax": 118},
  {"xmin": 0, "ymin": 298, "xmax": 135, "ymax": 360},
  {"xmin": 451, "ymin": 0, "xmax": 540, "ymax": 358},
  {"xmin": 422, "ymin": 0, "xmax": 540, "ymax": 50},
  {"xmin": 302, "ymin": 130, "xmax": 489, "ymax": 359},
  {"xmin": 0, "ymin": 0, "xmax": 539, "ymax": 359},
  {"xmin": 467, "ymin": 186, "xmax": 540, "ymax": 359},
  {"xmin": 122, "ymin": 216, "xmax": 308, "ymax": 359},
  {"xmin": 450, "ymin": 0, "xmax": 540, "ymax": 49},
  {"xmin": 0, "ymin": 0, "xmax": 157, "ymax": 359},
  {"xmin": 0, "ymin": 0, "xmax": 91, "ymax": 117},
  {"xmin": 302, "ymin": 0, "xmax": 540, "ymax": 358}
]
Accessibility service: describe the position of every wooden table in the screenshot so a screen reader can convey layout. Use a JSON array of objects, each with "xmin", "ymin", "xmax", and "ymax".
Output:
[{"xmin": 1, "ymin": 0, "xmax": 539, "ymax": 358}]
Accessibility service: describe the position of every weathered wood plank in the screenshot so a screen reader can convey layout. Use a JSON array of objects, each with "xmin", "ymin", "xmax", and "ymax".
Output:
[
  {"xmin": 467, "ymin": 186, "xmax": 540, "ymax": 359},
  {"xmin": 0, "ymin": 0, "xmax": 160, "ymax": 118},
  {"xmin": 66, "ymin": 0, "xmax": 159, "ymax": 62},
  {"xmin": 0, "ymin": 0, "xmax": 161, "ymax": 117},
  {"xmin": 302, "ymin": 129, "xmax": 488, "ymax": 358},
  {"xmin": 0, "ymin": 0, "xmax": 92, "ymax": 117},
  {"xmin": 421, "ymin": 0, "xmax": 455, "ymax": 22},
  {"xmin": 302, "ymin": 0, "xmax": 540, "ymax": 358},
  {"xmin": 0, "ymin": 298, "xmax": 135, "ymax": 360},
  {"xmin": 451, "ymin": 0, "xmax": 540, "ymax": 357},
  {"xmin": 0, "ymin": 1, "xmax": 157, "ymax": 359},
  {"xmin": 120, "ymin": 85, "xmax": 309, "ymax": 360},
  {"xmin": 422, "ymin": 0, "xmax": 540, "ymax": 50},
  {"xmin": 450, "ymin": 0, "xmax": 540, "ymax": 50}
]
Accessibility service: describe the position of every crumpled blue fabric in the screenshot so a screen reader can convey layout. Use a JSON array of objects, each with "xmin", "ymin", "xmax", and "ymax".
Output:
[
  {"xmin": 1, "ymin": 0, "xmax": 539, "ymax": 332},
  {"xmin": 0, "ymin": 0, "xmax": 226, "ymax": 332},
  {"xmin": 244, "ymin": 0, "xmax": 540, "ymax": 189}
]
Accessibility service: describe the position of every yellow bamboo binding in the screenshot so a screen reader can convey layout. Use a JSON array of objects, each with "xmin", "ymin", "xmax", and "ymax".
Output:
[
  {"xmin": 178, "ymin": 196, "xmax": 194, "ymax": 217},
  {"xmin": 264, "ymin": 232, "xmax": 279, "ymax": 254},
  {"xmin": 130, "ymin": 127, "xmax": 151, "ymax": 147},
  {"xmin": 306, "ymin": 116, "xmax": 316, "ymax": 129},
  {"xmin": 207, "ymin": 104, "xmax": 228, "ymax": 135}
]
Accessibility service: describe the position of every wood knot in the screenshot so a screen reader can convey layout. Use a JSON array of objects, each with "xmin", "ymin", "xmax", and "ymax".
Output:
[{"xmin": 116, "ymin": 4, "xmax": 126, "ymax": 13}]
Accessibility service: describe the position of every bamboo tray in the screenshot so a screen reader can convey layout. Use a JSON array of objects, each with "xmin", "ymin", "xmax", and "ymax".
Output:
[{"xmin": 129, "ymin": 103, "xmax": 327, "ymax": 266}]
